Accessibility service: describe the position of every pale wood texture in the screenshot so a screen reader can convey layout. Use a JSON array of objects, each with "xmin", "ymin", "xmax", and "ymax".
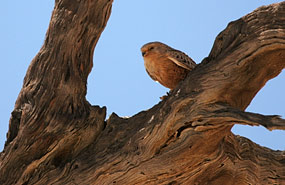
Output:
[{"xmin": 0, "ymin": 1, "xmax": 284, "ymax": 185}]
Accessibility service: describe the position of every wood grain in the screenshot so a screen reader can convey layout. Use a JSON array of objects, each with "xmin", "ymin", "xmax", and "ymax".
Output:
[{"xmin": 0, "ymin": 1, "xmax": 284, "ymax": 185}]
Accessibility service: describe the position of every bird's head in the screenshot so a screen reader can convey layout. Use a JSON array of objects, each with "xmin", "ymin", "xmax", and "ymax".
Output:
[{"xmin": 141, "ymin": 41, "xmax": 169, "ymax": 58}]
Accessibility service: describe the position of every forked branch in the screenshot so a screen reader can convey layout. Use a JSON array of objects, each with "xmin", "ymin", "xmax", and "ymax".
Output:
[{"xmin": 0, "ymin": 1, "xmax": 284, "ymax": 185}]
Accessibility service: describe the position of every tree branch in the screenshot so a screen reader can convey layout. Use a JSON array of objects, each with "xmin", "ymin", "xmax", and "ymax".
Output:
[
  {"xmin": 0, "ymin": 1, "xmax": 284, "ymax": 185},
  {"xmin": 1, "ymin": 0, "xmax": 112, "ymax": 184},
  {"xmin": 193, "ymin": 103, "xmax": 285, "ymax": 131}
]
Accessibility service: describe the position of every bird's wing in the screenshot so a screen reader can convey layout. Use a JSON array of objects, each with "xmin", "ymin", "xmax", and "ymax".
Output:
[{"xmin": 166, "ymin": 50, "xmax": 196, "ymax": 70}]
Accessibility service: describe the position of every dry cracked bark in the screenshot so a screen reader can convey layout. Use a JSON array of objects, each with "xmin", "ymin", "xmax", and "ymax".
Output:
[{"xmin": 0, "ymin": 1, "xmax": 284, "ymax": 185}]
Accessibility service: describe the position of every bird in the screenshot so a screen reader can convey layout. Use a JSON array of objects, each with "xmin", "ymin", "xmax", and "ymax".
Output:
[{"xmin": 141, "ymin": 41, "xmax": 196, "ymax": 90}]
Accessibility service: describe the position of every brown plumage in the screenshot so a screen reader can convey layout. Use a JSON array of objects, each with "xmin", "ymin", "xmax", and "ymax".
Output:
[{"xmin": 141, "ymin": 41, "xmax": 196, "ymax": 89}]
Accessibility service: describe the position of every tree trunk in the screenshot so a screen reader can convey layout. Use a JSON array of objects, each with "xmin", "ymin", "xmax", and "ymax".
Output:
[{"xmin": 1, "ymin": 1, "xmax": 284, "ymax": 185}]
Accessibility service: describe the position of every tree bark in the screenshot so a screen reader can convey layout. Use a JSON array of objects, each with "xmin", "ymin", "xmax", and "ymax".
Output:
[{"xmin": 1, "ymin": 1, "xmax": 284, "ymax": 185}]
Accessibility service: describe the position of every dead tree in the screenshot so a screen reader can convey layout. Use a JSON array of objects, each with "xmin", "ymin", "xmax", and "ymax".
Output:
[{"xmin": 0, "ymin": 1, "xmax": 284, "ymax": 184}]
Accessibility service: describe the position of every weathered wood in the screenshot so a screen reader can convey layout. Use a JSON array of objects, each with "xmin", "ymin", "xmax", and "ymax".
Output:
[
  {"xmin": 0, "ymin": 0, "xmax": 112, "ymax": 184},
  {"xmin": 1, "ymin": 1, "xmax": 284, "ymax": 185}
]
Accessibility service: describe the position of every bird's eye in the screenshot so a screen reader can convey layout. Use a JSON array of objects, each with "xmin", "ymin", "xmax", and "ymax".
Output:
[{"xmin": 149, "ymin": 47, "xmax": 154, "ymax": 50}]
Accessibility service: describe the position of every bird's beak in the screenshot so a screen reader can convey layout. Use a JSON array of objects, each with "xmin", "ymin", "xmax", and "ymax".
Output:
[{"xmin": 142, "ymin": 51, "xmax": 146, "ymax": 57}]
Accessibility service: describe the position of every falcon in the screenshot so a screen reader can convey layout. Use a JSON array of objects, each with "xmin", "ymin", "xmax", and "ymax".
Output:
[{"xmin": 141, "ymin": 41, "xmax": 196, "ymax": 90}]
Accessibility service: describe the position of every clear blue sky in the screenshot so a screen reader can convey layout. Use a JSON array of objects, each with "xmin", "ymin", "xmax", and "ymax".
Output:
[{"xmin": 0, "ymin": 1, "xmax": 284, "ymax": 152}]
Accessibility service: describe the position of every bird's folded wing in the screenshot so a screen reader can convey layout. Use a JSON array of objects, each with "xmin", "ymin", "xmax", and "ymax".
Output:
[{"xmin": 166, "ymin": 50, "xmax": 196, "ymax": 70}]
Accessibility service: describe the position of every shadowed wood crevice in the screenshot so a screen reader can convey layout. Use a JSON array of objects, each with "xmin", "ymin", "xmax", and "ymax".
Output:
[{"xmin": 0, "ymin": 1, "xmax": 284, "ymax": 185}]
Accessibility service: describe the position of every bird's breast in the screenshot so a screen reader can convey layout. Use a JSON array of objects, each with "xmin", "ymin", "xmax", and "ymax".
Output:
[{"xmin": 144, "ymin": 55, "xmax": 189, "ymax": 89}]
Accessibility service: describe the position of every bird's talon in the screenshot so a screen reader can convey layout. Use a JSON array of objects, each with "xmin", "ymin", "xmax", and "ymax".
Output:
[{"xmin": 160, "ymin": 95, "xmax": 168, "ymax": 100}]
